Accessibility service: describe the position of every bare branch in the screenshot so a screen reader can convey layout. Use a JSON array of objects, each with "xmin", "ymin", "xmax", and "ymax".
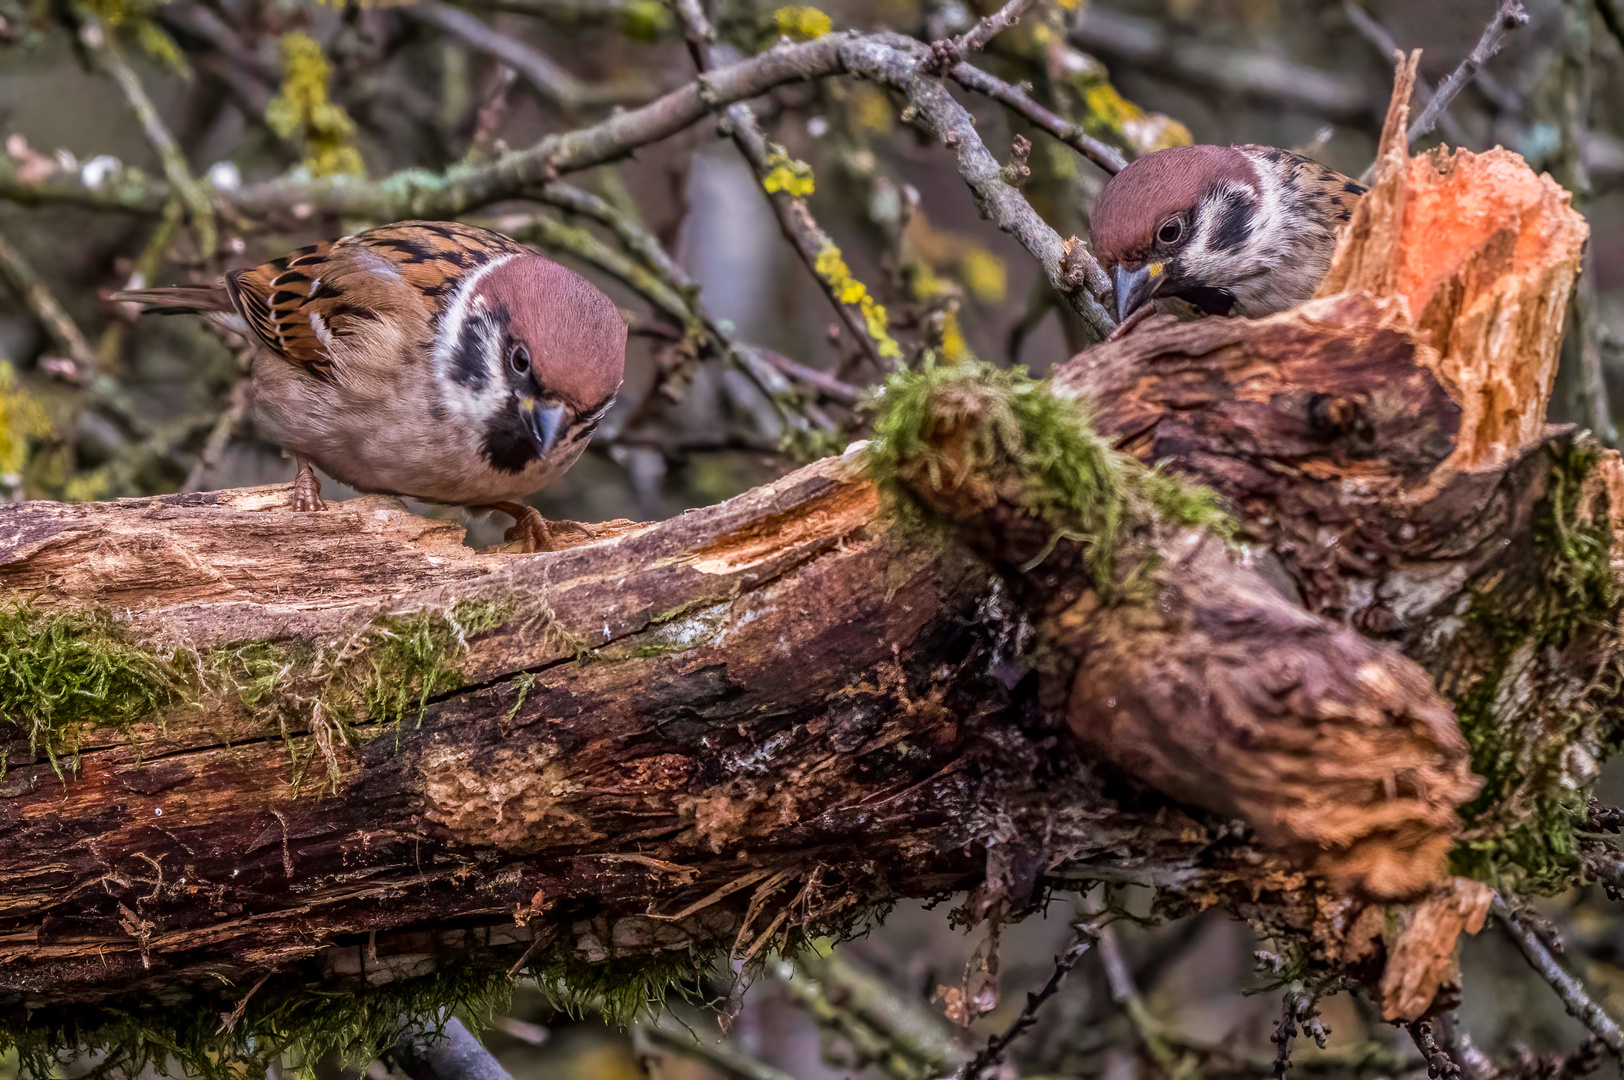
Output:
[
  {"xmin": 407, "ymin": 4, "xmax": 650, "ymax": 111},
  {"xmin": 850, "ymin": 34, "xmax": 1116, "ymax": 339},
  {"xmin": 1493, "ymin": 895, "xmax": 1624, "ymax": 1057},
  {"xmin": 1342, "ymin": 1, "xmax": 1471, "ymax": 147},
  {"xmin": 1068, "ymin": 7, "xmax": 1367, "ymax": 121},
  {"xmin": 957, "ymin": 915, "xmax": 1106, "ymax": 1080},
  {"xmin": 391, "ymin": 1016, "xmax": 514, "ymax": 1080},
  {"xmin": 0, "ymin": 225, "xmax": 98, "ymax": 372},
  {"xmin": 946, "ymin": 62, "xmax": 1127, "ymax": 174},
  {"xmin": 669, "ymin": 1, "xmax": 897, "ymax": 371},
  {"xmin": 954, "ymin": 0, "xmax": 1036, "ymax": 56},
  {"xmin": 81, "ymin": 16, "xmax": 216, "ymax": 255},
  {"xmin": 1407, "ymin": 0, "xmax": 1530, "ymax": 143}
]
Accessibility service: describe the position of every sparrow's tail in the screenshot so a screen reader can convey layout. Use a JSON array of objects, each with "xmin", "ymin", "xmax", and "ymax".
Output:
[{"xmin": 111, "ymin": 284, "xmax": 234, "ymax": 316}]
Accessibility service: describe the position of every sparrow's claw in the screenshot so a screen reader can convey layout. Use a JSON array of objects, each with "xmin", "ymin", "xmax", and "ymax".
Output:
[
  {"xmin": 482, "ymin": 502, "xmax": 554, "ymax": 553},
  {"xmin": 291, "ymin": 458, "xmax": 326, "ymax": 513}
]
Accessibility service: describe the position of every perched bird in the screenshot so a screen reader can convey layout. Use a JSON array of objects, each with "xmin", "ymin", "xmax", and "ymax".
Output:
[
  {"xmin": 118, "ymin": 221, "xmax": 626, "ymax": 551},
  {"xmin": 1090, "ymin": 144, "xmax": 1367, "ymax": 325}
]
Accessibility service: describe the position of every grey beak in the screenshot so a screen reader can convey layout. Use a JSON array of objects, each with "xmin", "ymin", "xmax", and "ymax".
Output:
[
  {"xmin": 1111, "ymin": 264, "xmax": 1155, "ymax": 323},
  {"xmin": 522, "ymin": 400, "xmax": 569, "ymax": 458}
]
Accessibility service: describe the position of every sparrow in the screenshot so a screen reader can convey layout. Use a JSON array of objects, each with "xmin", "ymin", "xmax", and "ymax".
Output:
[
  {"xmin": 1090, "ymin": 144, "xmax": 1367, "ymax": 325},
  {"xmin": 117, "ymin": 221, "xmax": 626, "ymax": 551}
]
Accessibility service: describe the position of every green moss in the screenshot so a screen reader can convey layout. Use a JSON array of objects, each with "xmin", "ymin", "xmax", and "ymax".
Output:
[
  {"xmin": 1, "ymin": 957, "xmax": 518, "ymax": 1080},
  {"xmin": 361, "ymin": 601, "xmax": 510, "ymax": 726},
  {"xmin": 1448, "ymin": 439, "xmax": 1622, "ymax": 893},
  {"xmin": 536, "ymin": 949, "xmax": 711, "ymax": 1027},
  {"xmin": 863, "ymin": 358, "xmax": 1230, "ymax": 587},
  {"xmin": 0, "ymin": 599, "xmax": 178, "ymax": 776},
  {"xmin": 206, "ymin": 600, "xmax": 513, "ymax": 788}
]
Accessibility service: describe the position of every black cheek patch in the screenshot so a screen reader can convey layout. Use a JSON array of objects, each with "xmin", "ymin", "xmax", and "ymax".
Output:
[
  {"xmin": 1210, "ymin": 191, "xmax": 1253, "ymax": 252},
  {"xmin": 448, "ymin": 306, "xmax": 511, "ymax": 391},
  {"xmin": 449, "ymin": 316, "xmax": 491, "ymax": 391},
  {"xmin": 482, "ymin": 398, "xmax": 539, "ymax": 474}
]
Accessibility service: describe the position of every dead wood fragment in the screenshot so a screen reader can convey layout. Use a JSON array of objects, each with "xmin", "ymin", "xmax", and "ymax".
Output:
[{"xmin": 1317, "ymin": 51, "xmax": 1590, "ymax": 472}]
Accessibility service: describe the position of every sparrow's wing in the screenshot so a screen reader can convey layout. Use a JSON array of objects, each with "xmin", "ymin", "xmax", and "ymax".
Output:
[{"xmin": 224, "ymin": 222, "xmax": 530, "ymax": 380}]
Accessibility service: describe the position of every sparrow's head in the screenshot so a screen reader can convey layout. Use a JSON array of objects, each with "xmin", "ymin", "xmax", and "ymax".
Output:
[
  {"xmin": 443, "ymin": 255, "xmax": 627, "ymax": 474},
  {"xmin": 1092, "ymin": 144, "xmax": 1365, "ymax": 322}
]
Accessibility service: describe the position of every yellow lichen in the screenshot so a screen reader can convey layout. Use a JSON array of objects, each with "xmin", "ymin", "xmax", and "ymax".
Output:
[
  {"xmin": 266, "ymin": 32, "xmax": 365, "ymax": 178},
  {"xmin": 83, "ymin": 0, "xmax": 188, "ymax": 72},
  {"xmin": 813, "ymin": 241, "xmax": 903, "ymax": 363},
  {"xmin": 849, "ymin": 85, "xmax": 896, "ymax": 135},
  {"xmin": 958, "ymin": 247, "xmax": 1007, "ymax": 304},
  {"xmin": 774, "ymin": 5, "xmax": 832, "ymax": 40},
  {"xmin": 1079, "ymin": 81, "xmax": 1192, "ymax": 156},
  {"xmin": 0, "ymin": 362, "xmax": 49, "ymax": 483},
  {"xmin": 762, "ymin": 151, "xmax": 815, "ymax": 198}
]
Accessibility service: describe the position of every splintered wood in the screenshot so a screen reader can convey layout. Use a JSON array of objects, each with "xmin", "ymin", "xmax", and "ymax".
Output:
[{"xmin": 1317, "ymin": 50, "xmax": 1589, "ymax": 471}]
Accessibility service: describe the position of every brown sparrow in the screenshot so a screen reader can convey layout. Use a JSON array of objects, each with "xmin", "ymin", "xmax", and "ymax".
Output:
[
  {"xmin": 1091, "ymin": 145, "xmax": 1366, "ymax": 324},
  {"xmin": 118, "ymin": 221, "xmax": 626, "ymax": 551}
]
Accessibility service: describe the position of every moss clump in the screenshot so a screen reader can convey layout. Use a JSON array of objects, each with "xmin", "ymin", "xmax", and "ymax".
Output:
[
  {"xmin": 1449, "ymin": 439, "xmax": 1622, "ymax": 892},
  {"xmin": 361, "ymin": 601, "xmax": 510, "ymax": 725},
  {"xmin": 0, "ymin": 599, "xmax": 179, "ymax": 775},
  {"xmin": 536, "ymin": 949, "xmax": 713, "ymax": 1027},
  {"xmin": 863, "ymin": 358, "xmax": 1231, "ymax": 586}
]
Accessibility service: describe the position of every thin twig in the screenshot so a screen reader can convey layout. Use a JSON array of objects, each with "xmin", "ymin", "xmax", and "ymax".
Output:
[
  {"xmin": 946, "ymin": 62, "xmax": 1127, "ymax": 174},
  {"xmin": 408, "ymin": 4, "xmax": 650, "ymax": 112},
  {"xmin": 956, "ymin": 0, "xmax": 1036, "ymax": 56},
  {"xmin": 0, "ymin": 225, "xmax": 97, "ymax": 371},
  {"xmin": 1408, "ymin": 1019, "xmax": 1462, "ymax": 1079},
  {"xmin": 1493, "ymin": 895, "xmax": 1624, "ymax": 1057},
  {"xmin": 637, "ymin": 1012, "xmax": 799, "ymax": 1080},
  {"xmin": 669, "ymin": 0, "xmax": 895, "ymax": 371},
  {"xmin": 1342, "ymin": 1, "xmax": 1471, "ymax": 147},
  {"xmin": 957, "ymin": 916, "xmax": 1105, "ymax": 1080},
  {"xmin": 82, "ymin": 15, "xmax": 217, "ymax": 255},
  {"xmin": 1096, "ymin": 924, "xmax": 1178, "ymax": 1070},
  {"xmin": 852, "ymin": 34, "xmax": 1116, "ymax": 339},
  {"xmin": 1407, "ymin": 0, "xmax": 1530, "ymax": 142}
]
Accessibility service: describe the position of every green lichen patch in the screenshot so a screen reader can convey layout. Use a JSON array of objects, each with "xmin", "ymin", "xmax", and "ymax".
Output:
[
  {"xmin": 863, "ymin": 358, "xmax": 1231, "ymax": 586},
  {"xmin": 1449, "ymin": 439, "xmax": 1624, "ymax": 893},
  {"xmin": 0, "ymin": 598, "xmax": 180, "ymax": 776}
]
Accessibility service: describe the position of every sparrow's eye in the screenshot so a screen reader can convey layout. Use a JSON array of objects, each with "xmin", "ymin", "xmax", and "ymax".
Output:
[
  {"xmin": 1157, "ymin": 218, "xmax": 1184, "ymax": 245},
  {"xmin": 508, "ymin": 344, "xmax": 531, "ymax": 375}
]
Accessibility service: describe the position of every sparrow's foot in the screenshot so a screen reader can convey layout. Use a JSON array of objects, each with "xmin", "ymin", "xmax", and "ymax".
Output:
[
  {"xmin": 291, "ymin": 458, "xmax": 326, "ymax": 512},
  {"xmin": 482, "ymin": 502, "xmax": 553, "ymax": 553}
]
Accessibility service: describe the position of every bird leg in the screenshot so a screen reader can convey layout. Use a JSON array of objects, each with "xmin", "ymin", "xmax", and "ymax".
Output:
[
  {"xmin": 479, "ymin": 502, "xmax": 554, "ymax": 553},
  {"xmin": 291, "ymin": 456, "xmax": 326, "ymax": 512}
]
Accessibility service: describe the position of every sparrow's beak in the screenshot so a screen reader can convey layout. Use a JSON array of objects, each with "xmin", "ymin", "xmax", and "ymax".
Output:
[
  {"xmin": 1111, "ymin": 262, "xmax": 1162, "ymax": 322},
  {"xmin": 520, "ymin": 398, "xmax": 569, "ymax": 458}
]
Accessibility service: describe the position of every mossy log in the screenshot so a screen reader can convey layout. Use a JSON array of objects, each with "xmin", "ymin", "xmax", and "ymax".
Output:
[{"xmin": 0, "ymin": 62, "xmax": 1612, "ymax": 1070}]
